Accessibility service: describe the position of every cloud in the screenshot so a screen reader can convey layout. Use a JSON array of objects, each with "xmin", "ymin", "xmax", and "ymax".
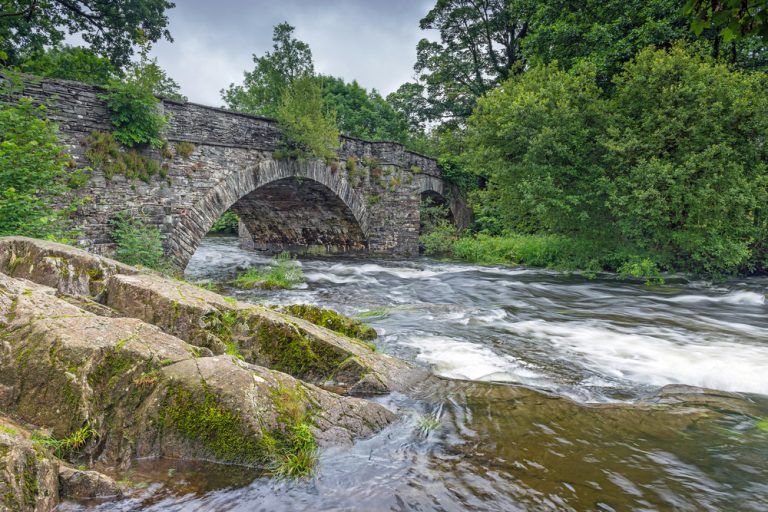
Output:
[{"xmin": 147, "ymin": 0, "xmax": 435, "ymax": 106}]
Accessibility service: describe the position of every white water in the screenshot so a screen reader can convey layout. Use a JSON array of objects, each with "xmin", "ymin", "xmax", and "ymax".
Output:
[{"xmin": 187, "ymin": 237, "xmax": 768, "ymax": 402}]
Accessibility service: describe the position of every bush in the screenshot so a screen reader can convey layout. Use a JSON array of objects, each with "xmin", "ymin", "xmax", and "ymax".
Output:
[
  {"xmin": 209, "ymin": 210, "xmax": 239, "ymax": 234},
  {"xmin": 100, "ymin": 42, "xmax": 174, "ymax": 148},
  {"xmin": 275, "ymin": 75, "xmax": 340, "ymax": 159},
  {"xmin": 231, "ymin": 252, "xmax": 304, "ymax": 289},
  {"xmin": 0, "ymin": 89, "xmax": 82, "ymax": 240},
  {"xmin": 111, "ymin": 214, "xmax": 167, "ymax": 270}
]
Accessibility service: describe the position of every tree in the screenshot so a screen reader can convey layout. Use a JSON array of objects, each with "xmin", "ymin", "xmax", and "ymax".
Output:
[
  {"xmin": 685, "ymin": 0, "xmax": 768, "ymax": 42},
  {"xmin": 275, "ymin": 75, "xmax": 339, "ymax": 159},
  {"xmin": 389, "ymin": 0, "xmax": 535, "ymax": 128},
  {"xmin": 522, "ymin": 0, "xmax": 692, "ymax": 86},
  {"xmin": 604, "ymin": 46, "xmax": 768, "ymax": 275},
  {"xmin": 466, "ymin": 62, "xmax": 609, "ymax": 237},
  {"xmin": 464, "ymin": 45, "xmax": 768, "ymax": 276},
  {"xmin": 0, "ymin": 0, "xmax": 175, "ymax": 67},
  {"xmin": 222, "ymin": 22, "xmax": 313, "ymax": 117},
  {"xmin": 16, "ymin": 45, "xmax": 119, "ymax": 85},
  {"xmin": 319, "ymin": 75, "xmax": 408, "ymax": 142}
]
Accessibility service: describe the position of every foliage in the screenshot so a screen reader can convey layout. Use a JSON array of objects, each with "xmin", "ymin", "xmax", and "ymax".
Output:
[
  {"xmin": 84, "ymin": 131, "xmax": 167, "ymax": 182},
  {"xmin": 31, "ymin": 424, "xmax": 98, "ymax": 459},
  {"xmin": 685, "ymin": 0, "xmax": 768, "ymax": 42},
  {"xmin": 319, "ymin": 75, "xmax": 409, "ymax": 142},
  {"xmin": 209, "ymin": 210, "xmax": 239, "ymax": 234},
  {"xmin": 388, "ymin": 0, "xmax": 532, "ymax": 129},
  {"xmin": 174, "ymin": 141, "xmax": 194, "ymax": 158},
  {"xmin": 100, "ymin": 40, "xmax": 182, "ymax": 148},
  {"xmin": 222, "ymin": 22, "xmax": 313, "ymax": 117},
  {"xmin": 17, "ymin": 45, "xmax": 118, "ymax": 85},
  {"xmin": 111, "ymin": 213, "xmax": 167, "ymax": 270},
  {"xmin": 0, "ymin": 0, "xmax": 175, "ymax": 68},
  {"xmin": 617, "ymin": 258, "xmax": 665, "ymax": 285},
  {"xmin": 466, "ymin": 62, "xmax": 607, "ymax": 237},
  {"xmin": 465, "ymin": 45, "xmax": 768, "ymax": 276},
  {"xmin": 0, "ymin": 88, "xmax": 82, "ymax": 240},
  {"xmin": 231, "ymin": 252, "xmax": 305, "ymax": 290},
  {"xmin": 274, "ymin": 75, "xmax": 339, "ymax": 159},
  {"xmin": 419, "ymin": 196, "xmax": 456, "ymax": 255}
]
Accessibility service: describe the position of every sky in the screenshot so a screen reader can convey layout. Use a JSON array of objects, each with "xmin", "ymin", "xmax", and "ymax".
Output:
[{"xmin": 147, "ymin": 0, "xmax": 436, "ymax": 106}]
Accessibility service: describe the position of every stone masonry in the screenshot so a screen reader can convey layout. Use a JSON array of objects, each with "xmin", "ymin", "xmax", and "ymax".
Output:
[{"xmin": 12, "ymin": 76, "xmax": 471, "ymax": 269}]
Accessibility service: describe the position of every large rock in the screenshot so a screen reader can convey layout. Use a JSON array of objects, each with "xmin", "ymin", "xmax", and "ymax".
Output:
[
  {"xmin": 0, "ymin": 417, "xmax": 59, "ymax": 512},
  {"xmin": 0, "ymin": 271, "xmax": 394, "ymax": 473},
  {"xmin": 0, "ymin": 237, "xmax": 427, "ymax": 396}
]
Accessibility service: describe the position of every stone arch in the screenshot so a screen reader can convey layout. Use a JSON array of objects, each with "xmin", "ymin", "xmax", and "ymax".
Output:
[
  {"xmin": 417, "ymin": 175, "xmax": 472, "ymax": 232},
  {"xmin": 167, "ymin": 158, "xmax": 370, "ymax": 269}
]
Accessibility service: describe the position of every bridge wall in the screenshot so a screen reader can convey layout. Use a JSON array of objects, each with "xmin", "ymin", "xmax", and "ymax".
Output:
[{"xmin": 13, "ymin": 77, "xmax": 468, "ymax": 268}]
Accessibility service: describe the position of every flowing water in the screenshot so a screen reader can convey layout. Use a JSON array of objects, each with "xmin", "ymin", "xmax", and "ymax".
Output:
[{"xmin": 62, "ymin": 236, "xmax": 768, "ymax": 511}]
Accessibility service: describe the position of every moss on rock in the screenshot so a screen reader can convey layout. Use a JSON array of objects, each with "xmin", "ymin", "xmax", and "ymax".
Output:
[{"xmin": 279, "ymin": 304, "xmax": 377, "ymax": 344}]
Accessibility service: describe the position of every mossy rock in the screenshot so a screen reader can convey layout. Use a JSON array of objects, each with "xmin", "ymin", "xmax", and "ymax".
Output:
[{"xmin": 278, "ymin": 304, "xmax": 377, "ymax": 343}]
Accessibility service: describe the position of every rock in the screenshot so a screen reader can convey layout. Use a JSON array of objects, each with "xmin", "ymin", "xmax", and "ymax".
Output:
[
  {"xmin": 0, "ymin": 269, "xmax": 396, "ymax": 471},
  {"xmin": 58, "ymin": 466, "xmax": 121, "ymax": 501},
  {"xmin": 0, "ymin": 237, "xmax": 135, "ymax": 298},
  {"xmin": 277, "ymin": 304, "xmax": 378, "ymax": 341},
  {"xmin": 102, "ymin": 274, "xmax": 426, "ymax": 395},
  {"xmin": 0, "ymin": 417, "xmax": 59, "ymax": 512}
]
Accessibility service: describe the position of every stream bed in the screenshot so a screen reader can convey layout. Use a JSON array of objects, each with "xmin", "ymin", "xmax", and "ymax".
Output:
[{"xmin": 63, "ymin": 236, "xmax": 768, "ymax": 511}]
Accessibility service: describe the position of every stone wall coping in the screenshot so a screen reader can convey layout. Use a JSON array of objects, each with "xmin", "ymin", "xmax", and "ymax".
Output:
[{"xmin": 6, "ymin": 73, "xmax": 437, "ymax": 163}]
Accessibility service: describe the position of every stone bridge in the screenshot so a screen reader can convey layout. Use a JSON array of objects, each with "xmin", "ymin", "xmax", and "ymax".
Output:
[{"xmin": 16, "ymin": 77, "xmax": 471, "ymax": 269}]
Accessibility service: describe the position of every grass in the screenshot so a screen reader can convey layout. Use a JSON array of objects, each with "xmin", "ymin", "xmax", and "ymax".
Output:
[
  {"xmin": 416, "ymin": 415, "xmax": 441, "ymax": 432},
  {"xmin": 356, "ymin": 308, "xmax": 388, "ymax": 318},
  {"xmin": 31, "ymin": 424, "xmax": 98, "ymax": 459},
  {"xmin": 231, "ymin": 252, "xmax": 304, "ymax": 290},
  {"xmin": 448, "ymin": 233, "xmax": 666, "ymax": 284}
]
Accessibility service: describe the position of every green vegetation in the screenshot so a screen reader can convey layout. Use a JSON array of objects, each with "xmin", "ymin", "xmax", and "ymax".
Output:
[
  {"xmin": 0, "ymin": 82, "xmax": 83, "ymax": 241},
  {"xmin": 319, "ymin": 75, "xmax": 409, "ymax": 142},
  {"xmin": 31, "ymin": 424, "xmax": 98, "ymax": 459},
  {"xmin": 84, "ymin": 131, "xmax": 165, "ymax": 182},
  {"xmin": 111, "ymin": 213, "xmax": 168, "ymax": 271},
  {"xmin": 280, "ymin": 304, "xmax": 378, "ymax": 343},
  {"xmin": 274, "ymin": 74, "xmax": 339, "ymax": 159},
  {"xmin": 416, "ymin": 415, "xmax": 441, "ymax": 432},
  {"xmin": 419, "ymin": 197, "xmax": 456, "ymax": 256},
  {"xmin": 465, "ymin": 45, "xmax": 768, "ymax": 277},
  {"xmin": 261, "ymin": 385, "xmax": 317, "ymax": 478},
  {"xmin": 175, "ymin": 141, "xmax": 195, "ymax": 158},
  {"xmin": 0, "ymin": 0, "xmax": 174, "ymax": 68},
  {"xmin": 231, "ymin": 252, "xmax": 304, "ymax": 289},
  {"xmin": 161, "ymin": 384, "xmax": 263, "ymax": 464},
  {"xmin": 17, "ymin": 45, "xmax": 118, "ymax": 85},
  {"xmin": 100, "ymin": 41, "xmax": 173, "ymax": 148},
  {"xmin": 209, "ymin": 210, "xmax": 239, "ymax": 234}
]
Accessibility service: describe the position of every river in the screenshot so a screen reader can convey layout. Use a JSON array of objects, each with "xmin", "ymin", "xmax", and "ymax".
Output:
[{"xmin": 63, "ymin": 235, "xmax": 768, "ymax": 511}]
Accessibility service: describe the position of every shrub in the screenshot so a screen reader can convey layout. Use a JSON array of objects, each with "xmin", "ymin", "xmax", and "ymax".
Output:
[
  {"xmin": 175, "ymin": 141, "xmax": 195, "ymax": 159},
  {"xmin": 111, "ymin": 213, "xmax": 167, "ymax": 270},
  {"xmin": 84, "ymin": 131, "xmax": 163, "ymax": 182},
  {"xmin": 465, "ymin": 45, "xmax": 768, "ymax": 277},
  {"xmin": 209, "ymin": 210, "xmax": 239, "ymax": 234},
  {"xmin": 100, "ymin": 42, "xmax": 172, "ymax": 148},
  {"xmin": 0, "ymin": 89, "xmax": 82, "ymax": 240}
]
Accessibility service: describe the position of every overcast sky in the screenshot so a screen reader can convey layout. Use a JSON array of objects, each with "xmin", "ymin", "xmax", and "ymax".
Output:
[{"xmin": 147, "ymin": 0, "xmax": 435, "ymax": 106}]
